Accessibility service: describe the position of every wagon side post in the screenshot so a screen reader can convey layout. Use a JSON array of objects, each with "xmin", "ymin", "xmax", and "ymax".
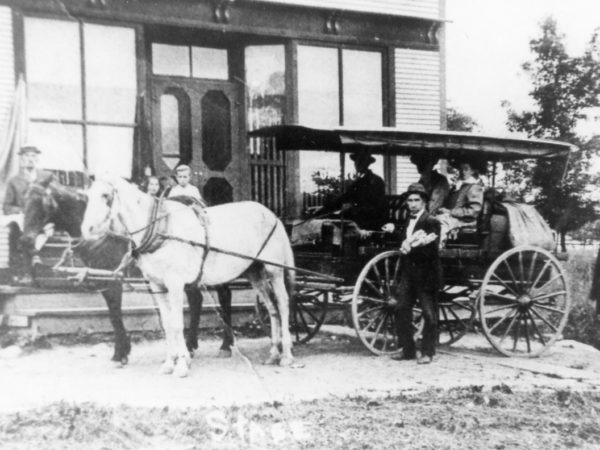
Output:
[{"xmin": 339, "ymin": 150, "xmax": 346, "ymax": 250}]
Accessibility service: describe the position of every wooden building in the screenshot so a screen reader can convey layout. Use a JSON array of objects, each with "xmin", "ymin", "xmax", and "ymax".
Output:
[
  {"xmin": 0, "ymin": 0, "xmax": 445, "ymax": 217},
  {"xmin": 0, "ymin": 0, "xmax": 446, "ymax": 333}
]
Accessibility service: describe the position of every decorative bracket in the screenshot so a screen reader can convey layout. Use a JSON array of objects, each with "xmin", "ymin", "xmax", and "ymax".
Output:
[
  {"xmin": 213, "ymin": 1, "xmax": 232, "ymax": 24},
  {"xmin": 325, "ymin": 12, "xmax": 341, "ymax": 35},
  {"xmin": 427, "ymin": 23, "xmax": 441, "ymax": 45}
]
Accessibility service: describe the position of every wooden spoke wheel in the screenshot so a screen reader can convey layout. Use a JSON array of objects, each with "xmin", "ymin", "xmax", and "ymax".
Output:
[
  {"xmin": 254, "ymin": 289, "xmax": 329, "ymax": 344},
  {"xmin": 437, "ymin": 295, "xmax": 475, "ymax": 346},
  {"xmin": 352, "ymin": 251, "xmax": 420, "ymax": 356},
  {"xmin": 479, "ymin": 245, "xmax": 571, "ymax": 357}
]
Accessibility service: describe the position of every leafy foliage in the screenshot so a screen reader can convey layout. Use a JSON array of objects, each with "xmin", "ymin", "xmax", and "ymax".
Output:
[
  {"xmin": 446, "ymin": 107, "xmax": 479, "ymax": 132},
  {"xmin": 503, "ymin": 18, "xmax": 600, "ymax": 248}
]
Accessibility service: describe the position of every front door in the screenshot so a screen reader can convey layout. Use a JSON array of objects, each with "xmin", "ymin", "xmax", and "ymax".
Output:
[{"xmin": 151, "ymin": 76, "xmax": 243, "ymax": 205}]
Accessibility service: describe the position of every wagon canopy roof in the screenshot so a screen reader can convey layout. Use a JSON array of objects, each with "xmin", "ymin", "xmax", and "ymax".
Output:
[{"xmin": 249, "ymin": 125, "xmax": 576, "ymax": 161}]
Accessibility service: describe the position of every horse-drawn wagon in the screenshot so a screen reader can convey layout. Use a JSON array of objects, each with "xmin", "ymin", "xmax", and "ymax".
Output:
[
  {"xmin": 8, "ymin": 126, "xmax": 575, "ymax": 370},
  {"xmin": 251, "ymin": 125, "xmax": 575, "ymax": 358}
]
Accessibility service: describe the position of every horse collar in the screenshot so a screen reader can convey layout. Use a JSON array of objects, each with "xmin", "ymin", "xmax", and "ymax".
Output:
[{"xmin": 132, "ymin": 196, "xmax": 169, "ymax": 257}]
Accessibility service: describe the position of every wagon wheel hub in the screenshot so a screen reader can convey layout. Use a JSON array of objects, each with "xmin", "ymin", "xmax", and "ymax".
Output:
[
  {"xmin": 386, "ymin": 297, "xmax": 399, "ymax": 308},
  {"xmin": 517, "ymin": 294, "xmax": 533, "ymax": 307}
]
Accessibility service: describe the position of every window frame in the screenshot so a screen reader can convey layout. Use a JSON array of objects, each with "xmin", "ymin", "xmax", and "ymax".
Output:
[{"xmin": 18, "ymin": 13, "xmax": 140, "ymax": 172}]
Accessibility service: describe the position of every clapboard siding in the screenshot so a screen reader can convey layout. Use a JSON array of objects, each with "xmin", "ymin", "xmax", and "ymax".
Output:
[
  {"xmin": 252, "ymin": 0, "xmax": 440, "ymax": 20},
  {"xmin": 394, "ymin": 47, "xmax": 442, "ymax": 192},
  {"xmin": 0, "ymin": 6, "xmax": 15, "ymax": 140}
]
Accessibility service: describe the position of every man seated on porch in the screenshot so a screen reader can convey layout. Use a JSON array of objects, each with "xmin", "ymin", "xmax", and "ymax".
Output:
[
  {"xmin": 1, "ymin": 145, "xmax": 53, "ymax": 283},
  {"xmin": 317, "ymin": 151, "xmax": 387, "ymax": 231}
]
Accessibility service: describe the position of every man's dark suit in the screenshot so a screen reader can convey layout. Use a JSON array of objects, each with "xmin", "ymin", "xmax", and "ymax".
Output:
[
  {"xmin": 395, "ymin": 210, "xmax": 441, "ymax": 358},
  {"xmin": 328, "ymin": 169, "xmax": 386, "ymax": 230}
]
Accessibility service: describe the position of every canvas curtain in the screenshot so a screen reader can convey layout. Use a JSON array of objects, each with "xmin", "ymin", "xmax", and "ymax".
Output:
[{"xmin": 0, "ymin": 76, "xmax": 28, "ymax": 208}]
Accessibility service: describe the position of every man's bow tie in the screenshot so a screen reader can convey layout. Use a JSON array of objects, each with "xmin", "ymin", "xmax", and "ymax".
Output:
[{"xmin": 409, "ymin": 214, "xmax": 418, "ymax": 219}]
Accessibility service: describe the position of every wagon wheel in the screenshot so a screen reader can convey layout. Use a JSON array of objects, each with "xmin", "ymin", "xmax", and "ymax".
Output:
[
  {"xmin": 479, "ymin": 245, "xmax": 571, "ymax": 357},
  {"xmin": 254, "ymin": 289, "xmax": 328, "ymax": 344},
  {"xmin": 437, "ymin": 293, "xmax": 475, "ymax": 346},
  {"xmin": 352, "ymin": 251, "xmax": 421, "ymax": 356}
]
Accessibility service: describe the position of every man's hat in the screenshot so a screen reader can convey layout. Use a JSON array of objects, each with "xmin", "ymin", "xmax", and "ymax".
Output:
[
  {"xmin": 350, "ymin": 152, "xmax": 376, "ymax": 165},
  {"xmin": 405, "ymin": 182, "xmax": 429, "ymax": 200},
  {"xmin": 19, "ymin": 145, "xmax": 41, "ymax": 155}
]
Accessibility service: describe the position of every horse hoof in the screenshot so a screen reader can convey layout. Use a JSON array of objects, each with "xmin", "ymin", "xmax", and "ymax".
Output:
[
  {"xmin": 263, "ymin": 355, "xmax": 280, "ymax": 365},
  {"xmin": 159, "ymin": 361, "xmax": 175, "ymax": 375},
  {"xmin": 188, "ymin": 350, "xmax": 195, "ymax": 359},
  {"xmin": 217, "ymin": 349, "xmax": 232, "ymax": 358},
  {"xmin": 120, "ymin": 356, "xmax": 128, "ymax": 366},
  {"xmin": 279, "ymin": 357, "xmax": 294, "ymax": 367},
  {"xmin": 173, "ymin": 361, "xmax": 189, "ymax": 378}
]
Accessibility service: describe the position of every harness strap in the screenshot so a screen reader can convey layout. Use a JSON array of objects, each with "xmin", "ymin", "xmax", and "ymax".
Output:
[
  {"xmin": 132, "ymin": 197, "xmax": 168, "ymax": 257},
  {"xmin": 192, "ymin": 209, "xmax": 211, "ymax": 285},
  {"xmin": 255, "ymin": 220, "xmax": 279, "ymax": 260}
]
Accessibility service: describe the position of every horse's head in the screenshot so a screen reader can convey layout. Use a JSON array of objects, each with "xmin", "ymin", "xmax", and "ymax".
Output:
[
  {"xmin": 21, "ymin": 176, "xmax": 59, "ymax": 252},
  {"xmin": 21, "ymin": 175, "xmax": 89, "ymax": 252},
  {"xmin": 81, "ymin": 176, "xmax": 135, "ymax": 240}
]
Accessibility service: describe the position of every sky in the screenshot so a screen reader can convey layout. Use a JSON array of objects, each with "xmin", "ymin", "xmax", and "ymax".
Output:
[{"xmin": 445, "ymin": 0, "xmax": 600, "ymax": 137}]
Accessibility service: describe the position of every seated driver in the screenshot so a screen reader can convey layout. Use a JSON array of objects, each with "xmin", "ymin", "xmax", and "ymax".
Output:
[{"xmin": 318, "ymin": 152, "xmax": 386, "ymax": 230}]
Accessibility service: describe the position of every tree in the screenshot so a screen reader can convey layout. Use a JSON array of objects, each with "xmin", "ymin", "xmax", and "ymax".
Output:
[
  {"xmin": 503, "ymin": 17, "xmax": 600, "ymax": 251},
  {"xmin": 446, "ymin": 107, "xmax": 478, "ymax": 132}
]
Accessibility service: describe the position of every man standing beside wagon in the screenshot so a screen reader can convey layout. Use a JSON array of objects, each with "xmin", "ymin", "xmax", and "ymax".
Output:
[{"xmin": 392, "ymin": 182, "xmax": 441, "ymax": 365}]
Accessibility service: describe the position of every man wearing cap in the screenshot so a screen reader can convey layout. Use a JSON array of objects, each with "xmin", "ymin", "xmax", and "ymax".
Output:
[
  {"xmin": 392, "ymin": 182, "xmax": 441, "ymax": 364},
  {"xmin": 320, "ymin": 152, "xmax": 386, "ymax": 230},
  {"xmin": 3, "ymin": 146, "xmax": 46, "ymax": 215}
]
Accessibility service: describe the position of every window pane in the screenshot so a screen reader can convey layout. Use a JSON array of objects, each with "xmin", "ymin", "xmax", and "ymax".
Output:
[
  {"xmin": 201, "ymin": 90, "xmax": 231, "ymax": 171},
  {"xmin": 245, "ymin": 45, "xmax": 285, "ymax": 130},
  {"xmin": 87, "ymin": 126, "xmax": 134, "ymax": 178},
  {"xmin": 160, "ymin": 94, "xmax": 180, "ymax": 156},
  {"xmin": 25, "ymin": 18, "xmax": 81, "ymax": 120},
  {"xmin": 85, "ymin": 24, "xmax": 137, "ymax": 123},
  {"xmin": 28, "ymin": 122, "xmax": 84, "ymax": 171},
  {"xmin": 298, "ymin": 46, "xmax": 340, "ymax": 193},
  {"xmin": 192, "ymin": 47, "xmax": 228, "ymax": 80},
  {"xmin": 297, "ymin": 45, "xmax": 339, "ymax": 127},
  {"xmin": 152, "ymin": 43, "xmax": 190, "ymax": 77},
  {"xmin": 343, "ymin": 49, "xmax": 383, "ymax": 127}
]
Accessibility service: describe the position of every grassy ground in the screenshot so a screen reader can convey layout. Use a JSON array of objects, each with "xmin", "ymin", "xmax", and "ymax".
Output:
[
  {"xmin": 1, "ymin": 387, "xmax": 599, "ymax": 449},
  {"xmin": 563, "ymin": 247, "xmax": 600, "ymax": 349}
]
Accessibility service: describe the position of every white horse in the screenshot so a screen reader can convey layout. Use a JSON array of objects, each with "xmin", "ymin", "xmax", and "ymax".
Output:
[{"xmin": 81, "ymin": 175, "xmax": 295, "ymax": 377}]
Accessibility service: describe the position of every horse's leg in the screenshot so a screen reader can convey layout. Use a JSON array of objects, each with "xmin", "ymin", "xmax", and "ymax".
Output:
[
  {"xmin": 151, "ymin": 283, "xmax": 176, "ymax": 375},
  {"xmin": 184, "ymin": 284, "xmax": 203, "ymax": 356},
  {"xmin": 164, "ymin": 278, "xmax": 191, "ymax": 378},
  {"xmin": 271, "ymin": 272, "xmax": 294, "ymax": 367},
  {"xmin": 248, "ymin": 269, "xmax": 281, "ymax": 365},
  {"xmin": 101, "ymin": 281, "xmax": 131, "ymax": 365},
  {"xmin": 216, "ymin": 285, "xmax": 233, "ymax": 357}
]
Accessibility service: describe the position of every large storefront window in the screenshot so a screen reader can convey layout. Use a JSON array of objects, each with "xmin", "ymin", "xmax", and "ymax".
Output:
[
  {"xmin": 245, "ymin": 45, "xmax": 287, "ymax": 215},
  {"xmin": 25, "ymin": 17, "xmax": 137, "ymax": 177},
  {"xmin": 297, "ymin": 45, "xmax": 384, "ymax": 193}
]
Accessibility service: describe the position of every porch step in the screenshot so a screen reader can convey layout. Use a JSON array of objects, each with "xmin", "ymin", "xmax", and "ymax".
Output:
[
  {"xmin": 0, "ymin": 287, "xmax": 260, "ymax": 335},
  {"xmin": 9, "ymin": 304, "xmax": 257, "ymax": 336}
]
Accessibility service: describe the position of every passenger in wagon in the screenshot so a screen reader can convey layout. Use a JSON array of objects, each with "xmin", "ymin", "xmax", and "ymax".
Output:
[
  {"xmin": 392, "ymin": 182, "xmax": 440, "ymax": 364},
  {"xmin": 319, "ymin": 151, "xmax": 387, "ymax": 230},
  {"xmin": 410, "ymin": 154, "xmax": 450, "ymax": 215},
  {"xmin": 435, "ymin": 157, "xmax": 485, "ymax": 246}
]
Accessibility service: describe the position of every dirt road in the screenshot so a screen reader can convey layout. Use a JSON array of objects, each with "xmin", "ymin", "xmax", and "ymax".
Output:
[
  {"xmin": 1, "ymin": 331, "xmax": 599, "ymax": 412},
  {"xmin": 1, "ymin": 332, "xmax": 600, "ymax": 449}
]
